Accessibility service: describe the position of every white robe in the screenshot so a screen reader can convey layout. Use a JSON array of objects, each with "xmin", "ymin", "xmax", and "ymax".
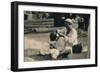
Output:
[{"xmin": 64, "ymin": 27, "xmax": 78, "ymax": 54}]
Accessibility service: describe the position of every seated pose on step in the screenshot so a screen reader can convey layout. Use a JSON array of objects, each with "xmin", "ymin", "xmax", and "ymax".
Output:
[{"xmin": 49, "ymin": 18, "xmax": 82, "ymax": 59}]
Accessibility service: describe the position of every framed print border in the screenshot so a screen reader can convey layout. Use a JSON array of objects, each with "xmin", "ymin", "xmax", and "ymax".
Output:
[{"xmin": 11, "ymin": 1, "xmax": 98, "ymax": 72}]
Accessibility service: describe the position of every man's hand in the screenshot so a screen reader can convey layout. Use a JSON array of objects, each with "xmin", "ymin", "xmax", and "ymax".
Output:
[
  {"xmin": 58, "ymin": 33, "xmax": 65, "ymax": 37},
  {"xmin": 58, "ymin": 33, "xmax": 68, "ymax": 42}
]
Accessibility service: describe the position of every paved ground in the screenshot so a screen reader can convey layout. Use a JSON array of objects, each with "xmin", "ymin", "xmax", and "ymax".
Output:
[{"xmin": 24, "ymin": 30, "xmax": 90, "ymax": 62}]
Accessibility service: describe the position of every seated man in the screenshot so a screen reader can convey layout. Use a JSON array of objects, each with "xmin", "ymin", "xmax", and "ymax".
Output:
[
  {"xmin": 49, "ymin": 30, "xmax": 66, "ymax": 59},
  {"xmin": 58, "ymin": 18, "xmax": 82, "ymax": 54},
  {"xmin": 49, "ymin": 18, "xmax": 82, "ymax": 59}
]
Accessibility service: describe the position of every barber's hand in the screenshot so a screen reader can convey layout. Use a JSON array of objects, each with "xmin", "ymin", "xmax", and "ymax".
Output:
[
  {"xmin": 58, "ymin": 33, "xmax": 64, "ymax": 37},
  {"xmin": 59, "ymin": 33, "xmax": 68, "ymax": 41}
]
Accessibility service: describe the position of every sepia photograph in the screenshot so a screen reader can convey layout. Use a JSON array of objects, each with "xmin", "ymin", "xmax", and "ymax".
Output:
[
  {"xmin": 11, "ymin": 1, "xmax": 97, "ymax": 71},
  {"xmin": 24, "ymin": 11, "xmax": 90, "ymax": 62}
]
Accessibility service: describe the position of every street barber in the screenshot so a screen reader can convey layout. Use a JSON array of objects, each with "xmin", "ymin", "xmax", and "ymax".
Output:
[
  {"xmin": 58, "ymin": 18, "xmax": 78, "ymax": 54},
  {"xmin": 49, "ymin": 18, "xmax": 80, "ymax": 59}
]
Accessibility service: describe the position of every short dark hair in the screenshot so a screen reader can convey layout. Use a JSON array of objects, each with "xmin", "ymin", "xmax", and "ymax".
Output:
[{"xmin": 50, "ymin": 31, "xmax": 57, "ymax": 41}]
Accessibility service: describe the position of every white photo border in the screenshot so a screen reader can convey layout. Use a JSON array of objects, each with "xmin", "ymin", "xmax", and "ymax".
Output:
[{"xmin": 18, "ymin": 5, "xmax": 96, "ymax": 68}]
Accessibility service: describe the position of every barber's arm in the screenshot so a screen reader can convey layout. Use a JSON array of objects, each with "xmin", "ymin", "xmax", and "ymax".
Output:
[{"xmin": 58, "ymin": 33, "xmax": 68, "ymax": 41}]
